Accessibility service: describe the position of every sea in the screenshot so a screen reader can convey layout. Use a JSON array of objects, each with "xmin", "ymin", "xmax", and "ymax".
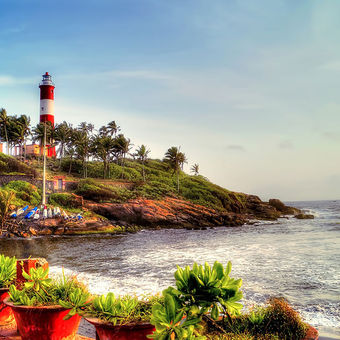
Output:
[{"xmin": 0, "ymin": 200, "xmax": 339, "ymax": 338}]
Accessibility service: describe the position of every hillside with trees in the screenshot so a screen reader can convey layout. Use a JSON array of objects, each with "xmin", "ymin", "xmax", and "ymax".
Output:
[{"xmin": 0, "ymin": 107, "xmax": 304, "ymax": 236}]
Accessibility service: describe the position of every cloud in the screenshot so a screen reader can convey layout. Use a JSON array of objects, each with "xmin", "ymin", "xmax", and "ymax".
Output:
[
  {"xmin": 0, "ymin": 25, "xmax": 26, "ymax": 36},
  {"xmin": 319, "ymin": 60, "xmax": 340, "ymax": 71},
  {"xmin": 60, "ymin": 69, "xmax": 174, "ymax": 82},
  {"xmin": 0, "ymin": 75, "xmax": 35, "ymax": 86},
  {"xmin": 322, "ymin": 131, "xmax": 340, "ymax": 141},
  {"xmin": 226, "ymin": 144, "xmax": 246, "ymax": 152},
  {"xmin": 278, "ymin": 140, "xmax": 294, "ymax": 149}
]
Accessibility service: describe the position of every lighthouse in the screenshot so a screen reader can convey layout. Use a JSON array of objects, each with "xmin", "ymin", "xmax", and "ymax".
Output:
[{"xmin": 39, "ymin": 72, "xmax": 56, "ymax": 157}]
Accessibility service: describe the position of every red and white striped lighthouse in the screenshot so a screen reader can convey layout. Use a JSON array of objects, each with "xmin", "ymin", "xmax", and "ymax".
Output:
[{"xmin": 39, "ymin": 72, "xmax": 56, "ymax": 157}]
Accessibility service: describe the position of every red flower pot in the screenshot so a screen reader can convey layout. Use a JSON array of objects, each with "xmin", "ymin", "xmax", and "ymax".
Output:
[
  {"xmin": 85, "ymin": 317, "xmax": 155, "ymax": 340},
  {"xmin": 0, "ymin": 288, "xmax": 14, "ymax": 325},
  {"xmin": 4, "ymin": 299, "xmax": 81, "ymax": 340}
]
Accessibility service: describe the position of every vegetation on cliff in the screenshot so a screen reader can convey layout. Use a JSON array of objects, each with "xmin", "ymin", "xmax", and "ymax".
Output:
[{"xmin": 0, "ymin": 113, "xmax": 301, "ymax": 232}]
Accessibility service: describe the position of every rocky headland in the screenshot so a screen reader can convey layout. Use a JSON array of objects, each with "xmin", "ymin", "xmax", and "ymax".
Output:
[{"xmin": 3, "ymin": 195, "xmax": 313, "ymax": 238}]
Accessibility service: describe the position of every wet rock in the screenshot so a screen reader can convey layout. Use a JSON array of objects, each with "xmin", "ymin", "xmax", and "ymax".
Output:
[
  {"xmin": 295, "ymin": 213, "xmax": 314, "ymax": 219},
  {"xmin": 269, "ymin": 199, "xmax": 300, "ymax": 215},
  {"xmin": 85, "ymin": 197, "xmax": 245, "ymax": 228},
  {"xmin": 29, "ymin": 227, "xmax": 38, "ymax": 236}
]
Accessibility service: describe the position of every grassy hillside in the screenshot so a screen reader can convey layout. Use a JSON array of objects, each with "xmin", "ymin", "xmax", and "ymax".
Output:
[
  {"xmin": 57, "ymin": 158, "xmax": 248, "ymax": 210},
  {"xmin": 0, "ymin": 153, "xmax": 248, "ymax": 211},
  {"xmin": 0, "ymin": 153, "xmax": 38, "ymax": 177}
]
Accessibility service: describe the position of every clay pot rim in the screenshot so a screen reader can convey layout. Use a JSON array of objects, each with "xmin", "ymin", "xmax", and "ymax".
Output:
[
  {"xmin": 84, "ymin": 316, "xmax": 153, "ymax": 329},
  {"xmin": 3, "ymin": 297, "xmax": 68, "ymax": 311},
  {"xmin": 0, "ymin": 287, "xmax": 10, "ymax": 293}
]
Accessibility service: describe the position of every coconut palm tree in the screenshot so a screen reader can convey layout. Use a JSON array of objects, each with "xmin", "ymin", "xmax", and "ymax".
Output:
[
  {"xmin": 31, "ymin": 122, "xmax": 54, "ymax": 162},
  {"xmin": 107, "ymin": 120, "xmax": 120, "ymax": 137},
  {"xmin": 55, "ymin": 121, "xmax": 72, "ymax": 168},
  {"xmin": 91, "ymin": 133, "xmax": 115, "ymax": 178},
  {"xmin": 65, "ymin": 131, "xmax": 77, "ymax": 175},
  {"xmin": 190, "ymin": 163, "xmax": 199, "ymax": 176},
  {"xmin": 134, "ymin": 145, "xmax": 150, "ymax": 182},
  {"xmin": 164, "ymin": 146, "xmax": 187, "ymax": 192},
  {"xmin": 0, "ymin": 108, "xmax": 10, "ymax": 154},
  {"xmin": 12, "ymin": 115, "xmax": 31, "ymax": 160}
]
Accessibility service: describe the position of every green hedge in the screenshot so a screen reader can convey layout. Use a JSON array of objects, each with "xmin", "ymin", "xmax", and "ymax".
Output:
[{"xmin": 3, "ymin": 180, "xmax": 41, "ymax": 206}]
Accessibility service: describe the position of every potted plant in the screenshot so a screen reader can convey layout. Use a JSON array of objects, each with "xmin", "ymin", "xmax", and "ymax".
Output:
[
  {"xmin": 149, "ymin": 261, "xmax": 243, "ymax": 340},
  {"xmin": 4, "ymin": 265, "xmax": 90, "ymax": 340},
  {"xmin": 84, "ymin": 293, "xmax": 160, "ymax": 340},
  {"xmin": 0, "ymin": 254, "xmax": 16, "ymax": 326},
  {"xmin": 151, "ymin": 261, "xmax": 317, "ymax": 340}
]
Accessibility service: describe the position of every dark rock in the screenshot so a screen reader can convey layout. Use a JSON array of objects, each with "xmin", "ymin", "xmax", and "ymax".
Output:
[
  {"xmin": 295, "ymin": 213, "xmax": 314, "ymax": 219},
  {"xmin": 269, "ymin": 199, "xmax": 300, "ymax": 215}
]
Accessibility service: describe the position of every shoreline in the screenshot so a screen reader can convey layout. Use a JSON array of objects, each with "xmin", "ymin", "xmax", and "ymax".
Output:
[{"xmin": 2, "ymin": 196, "xmax": 314, "ymax": 238}]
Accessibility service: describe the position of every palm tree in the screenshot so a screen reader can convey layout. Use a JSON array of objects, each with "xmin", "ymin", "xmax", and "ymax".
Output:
[
  {"xmin": 0, "ymin": 108, "xmax": 10, "ymax": 154},
  {"xmin": 190, "ymin": 163, "xmax": 199, "ymax": 176},
  {"xmin": 32, "ymin": 122, "xmax": 54, "ymax": 162},
  {"xmin": 163, "ymin": 146, "xmax": 187, "ymax": 192},
  {"xmin": 72, "ymin": 129, "xmax": 91, "ymax": 178},
  {"xmin": 91, "ymin": 133, "xmax": 115, "ymax": 178},
  {"xmin": 55, "ymin": 121, "xmax": 72, "ymax": 168},
  {"xmin": 65, "ymin": 134, "xmax": 77, "ymax": 175},
  {"xmin": 107, "ymin": 120, "xmax": 120, "ymax": 137},
  {"xmin": 134, "ymin": 145, "xmax": 150, "ymax": 182},
  {"xmin": 13, "ymin": 115, "xmax": 31, "ymax": 160}
]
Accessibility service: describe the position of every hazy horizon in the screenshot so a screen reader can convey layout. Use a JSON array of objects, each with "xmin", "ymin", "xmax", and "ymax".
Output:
[{"xmin": 1, "ymin": 0, "xmax": 340, "ymax": 201}]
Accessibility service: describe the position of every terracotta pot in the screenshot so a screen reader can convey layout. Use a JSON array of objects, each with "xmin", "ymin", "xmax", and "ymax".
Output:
[
  {"xmin": 85, "ymin": 317, "xmax": 155, "ymax": 340},
  {"xmin": 0, "ymin": 288, "xmax": 14, "ymax": 325},
  {"xmin": 4, "ymin": 298, "xmax": 81, "ymax": 340}
]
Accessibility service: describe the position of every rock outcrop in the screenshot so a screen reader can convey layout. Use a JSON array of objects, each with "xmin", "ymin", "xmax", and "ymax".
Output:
[
  {"xmin": 1, "ymin": 196, "xmax": 305, "ymax": 238},
  {"xmin": 85, "ymin": 197, "xmax": 247, "ymax": 228},
  {"xmin": 294, "ymin": 213, "xmax": 314, "ymax": 219}
]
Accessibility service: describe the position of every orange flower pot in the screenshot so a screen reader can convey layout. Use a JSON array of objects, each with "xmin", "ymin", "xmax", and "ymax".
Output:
[
  {"xmin": 4, "ymin": 299, "xmax": 81, "ymax": 340},
  {"xmin": 0, "ymin": 288, "xmax": 14, "ymax": 325},
  {"xmin": 85, "ymin": 317, "xmax": 155, "ymax": 340}
]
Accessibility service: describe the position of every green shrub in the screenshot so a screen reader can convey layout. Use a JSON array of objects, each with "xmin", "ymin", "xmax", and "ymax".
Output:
[
  {"xmin": 261, "ymin": 298, "xmax": 307, "ymax": 339},
  {"xmin": 75, "ymin": 179, "xmax": 132, "ymax": 203},
  {"xmin": 0, "ymin": 153, "xmax": 38, "ymax": 177},
  {"xmin": 204, "ymin": 299, "xmax": 307, "ymax": 340},
  {"xmin": 49, "ymin": 193, "xmax": 83, "ymax": 209},
  {"xmin": 3, "ymin": 181, "xmax": 41, "ymax": 206}
]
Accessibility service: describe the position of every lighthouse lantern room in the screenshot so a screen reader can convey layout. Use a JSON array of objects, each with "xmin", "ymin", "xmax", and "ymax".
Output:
[{"xmin": 39, "ymin": 72, "xmax": 56, "ymax": 157}]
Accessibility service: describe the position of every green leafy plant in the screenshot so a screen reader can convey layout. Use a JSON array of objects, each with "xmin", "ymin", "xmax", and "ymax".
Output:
[
  {"xmin": 149, "ymin": 292, "xmax": 206, "ymax": 340},
  {"xmin": 86, "ymin": 292, "xmax": 161, "ymax": 326},
  {"xmin": 0, "ymin": 254, "xmax": 17, "ymax": 288},
  {"xmin": 172, "ymin": 261, "xmax": 243, "ymax": 320},
  {"xmin": 8, "ymin": 266, "xmax": 90, "ymax": 320},
  {"xmin": 149, "ymin": 261, "xmax": 243, "ymax": 340}
]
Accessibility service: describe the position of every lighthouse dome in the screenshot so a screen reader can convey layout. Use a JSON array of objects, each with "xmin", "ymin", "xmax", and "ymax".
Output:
[{"xmin": 40, "ymin": 72, "xmax": 54, "ymax": 86}]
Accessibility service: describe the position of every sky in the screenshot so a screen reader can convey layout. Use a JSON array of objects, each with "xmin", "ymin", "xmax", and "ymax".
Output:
[{"xmin": 0, "ymin": 0, "xmax": 340, "ymax": 201}]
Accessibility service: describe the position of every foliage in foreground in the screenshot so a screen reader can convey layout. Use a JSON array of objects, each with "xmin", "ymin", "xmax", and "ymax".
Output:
[
  {"xmin": 86, "ymin": 292, "xmax": 162, "ymax": 326},
  {"xmin": 9, "ymin": 265, "xmax": 90, "ymax": 320},
  {"xmin": 150, "ymin": 261, "xmax": 243, "ymax": 340},
  {"xmin": 205, "ymin": 298, "xmax": 307, "ymax": 340},
  {"xmin": 0, "ymin": 254, "xmax": 16, "ymax": 288}
]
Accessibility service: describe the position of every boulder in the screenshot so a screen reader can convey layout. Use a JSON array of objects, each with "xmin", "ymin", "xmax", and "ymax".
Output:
[
  {"xmin": 295, "ymin": 213, "xmax": 314, "ymax": 219},
  {"xmin": 269, "ymin": 199, "xmax": 300, "ymax": 215}
]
